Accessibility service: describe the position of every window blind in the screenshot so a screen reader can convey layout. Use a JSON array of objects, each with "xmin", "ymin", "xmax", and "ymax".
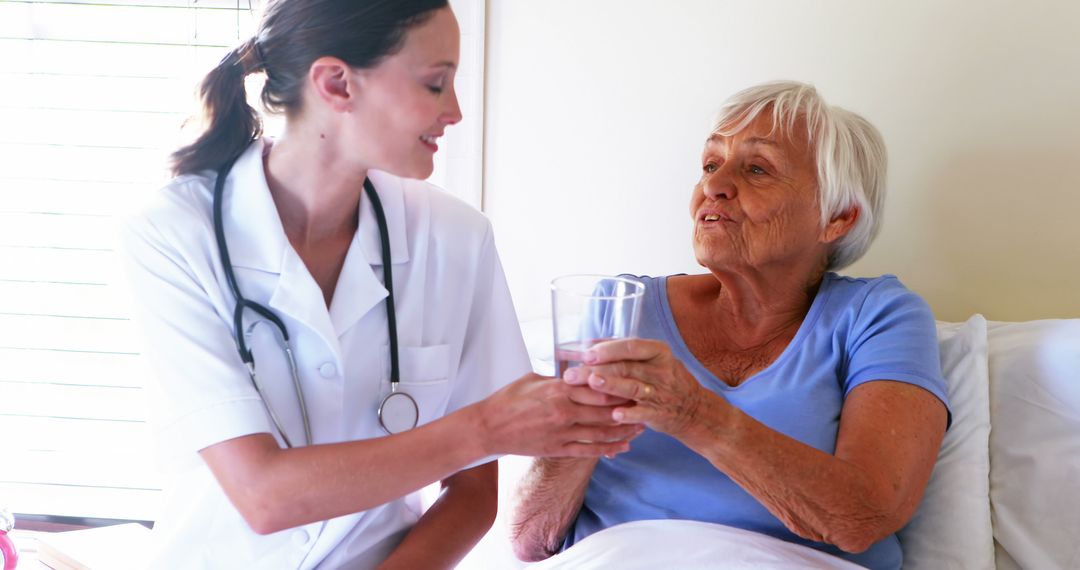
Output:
[{"xmin": 0, "ymin": 0, "xmax": 260, "ymax": 523}]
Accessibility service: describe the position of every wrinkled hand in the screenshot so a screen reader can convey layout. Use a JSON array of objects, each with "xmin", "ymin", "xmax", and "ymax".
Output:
[
  {"xmin": 477, "ymin": 372, "xmax": 644, "ymax": 458},
  {"xmin": 562, "ymin": 339, "xmax": 709, "ymax": 437}
]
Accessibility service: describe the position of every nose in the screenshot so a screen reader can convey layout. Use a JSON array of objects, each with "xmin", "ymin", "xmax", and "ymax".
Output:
[
  {"xmin": 702, "ymin": 162, "xmax": 738, "ymax": 201},
  {"xmin": 443, "ymin": 84, "xmax": 463, "ymax": 126}
]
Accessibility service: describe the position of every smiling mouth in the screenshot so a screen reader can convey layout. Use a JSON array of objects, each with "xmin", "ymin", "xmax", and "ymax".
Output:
[
  {"xmin": 420, "ymin": 135, "xmax": 438, "ymax": 146},
  {"xmin": 700, "ymin": 212, "xmax": 732, "ymax": 223}
]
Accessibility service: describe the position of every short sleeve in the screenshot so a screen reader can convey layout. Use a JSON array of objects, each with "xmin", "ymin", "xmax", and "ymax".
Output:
[
  {"xmin": 120, "ymin": 214, "xmax": 274, "ymax": 461},
  {"xmin": 843, "ymin": 278, "xmax": 952, "ymax": 426},
  {"xmin": 444, "ymin": 223, "xmax": 531, "ymax": 414}
]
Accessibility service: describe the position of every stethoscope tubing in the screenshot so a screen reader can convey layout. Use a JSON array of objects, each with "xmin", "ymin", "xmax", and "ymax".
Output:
[{"xmin": 212, "ymin": 148, "xmax": 414, "ymax": 446}]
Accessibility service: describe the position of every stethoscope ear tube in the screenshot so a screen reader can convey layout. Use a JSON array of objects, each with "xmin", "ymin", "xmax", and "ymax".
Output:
[
  {"xmin": 244, "ymin": 320, "xmax": 312, "ymax": 447},
  {"xmin": 363, "ymin": 179, "xmax": 400, "ymax": 388},
  {"xmin": 213, "ymin": 154, "xmax": 414, "ymax": 446},
  {"xmin": 216, "ymin": 156, "xmax": 310, "ymax": 447}
]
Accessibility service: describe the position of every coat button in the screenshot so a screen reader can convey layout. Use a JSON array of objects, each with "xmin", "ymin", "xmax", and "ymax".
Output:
[
  {"xmin": 319, "ymin": 362, "xmax": 337, "ymax": 378},
  {"xmin": 292, "ymin": 529, "xmax": 310, "ymax": 546}
]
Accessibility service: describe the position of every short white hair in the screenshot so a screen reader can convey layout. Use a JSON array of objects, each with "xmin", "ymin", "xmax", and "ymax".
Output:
[{"xmin": 711, "ymin": 81, "xmax": 887, "ymax": 270}]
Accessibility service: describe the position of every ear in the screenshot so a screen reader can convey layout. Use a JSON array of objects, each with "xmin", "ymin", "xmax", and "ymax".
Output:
[
  {"xmin": 308, "ymin": 56, "xmax": 353, "ymax": 113},
  {"xmin": 821, "ymin": 206, "xmax": 860, "ymax": 244}
]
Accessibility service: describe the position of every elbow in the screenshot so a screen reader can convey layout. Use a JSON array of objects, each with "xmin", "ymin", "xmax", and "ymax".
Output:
[
  {"xmin": 235, "ymin": 491, "xmax": 293, "ymax": 535},
  {"xmin": 508, "ymin": 517, "xmax": 561, "ymax": 563},
  {"xmin": 831, "ymin": 531, "xmax": 880, "ymax": 554},
  {"xmin": 822, "ymin": 483, "xmax": 916, "ymax": 554},
  {"xmin": 510, "ymin": 534, "xmax": 558, "ymax": 563},
  {"xmin": 825, "ymin": 510, "xmax": 898, "ymax": 554},
  {"xmin": 223, "ymin": 471, "xmax": 300, "ymax": 535},
  {"xmin": 201, "ymin": 435, "xmax": 299, "ymax": 535}
]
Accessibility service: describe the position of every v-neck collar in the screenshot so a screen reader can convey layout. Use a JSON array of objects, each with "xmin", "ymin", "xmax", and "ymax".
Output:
[
  {"xmin": 219, "ymin": 138, "xmax": 414, "ymax": 345},
  {"xmin": 655, "ymin": 274, "xmax": 832, "ymax": 391}
]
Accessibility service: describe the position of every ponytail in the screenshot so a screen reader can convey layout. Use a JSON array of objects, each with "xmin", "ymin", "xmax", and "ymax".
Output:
[
  {"xmin": 170, "ymin": 37, "xmax": 265, "ymax": 176},
  {"xmin": 169, "ymin": 0, "xmax": 450, "ymax": 177}
]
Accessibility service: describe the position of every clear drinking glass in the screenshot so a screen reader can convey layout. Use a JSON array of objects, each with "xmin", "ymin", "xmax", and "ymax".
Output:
[{"xmin": 550, "ymin": 274, "xmax": 645, "ymax": 378}]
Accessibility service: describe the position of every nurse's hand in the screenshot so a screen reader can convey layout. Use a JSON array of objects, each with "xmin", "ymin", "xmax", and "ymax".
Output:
[{"xmin": 474, "ymin": 373, "xmax": 644, "ymax": 458}]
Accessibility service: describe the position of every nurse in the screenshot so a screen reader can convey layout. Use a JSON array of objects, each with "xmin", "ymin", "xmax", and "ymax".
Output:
[{"xmin": 120, "ymin": 1, "xmax": 642, "ymax": 568}]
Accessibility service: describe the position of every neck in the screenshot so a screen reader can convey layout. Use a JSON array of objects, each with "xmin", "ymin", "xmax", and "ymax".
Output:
[
  {"xmin": 263, "ymin": 125, "xmax": 368, "ymax": 247},
  {"xmin": 689, "ymin": 264, "xmax": 825, "ymax": 345}
]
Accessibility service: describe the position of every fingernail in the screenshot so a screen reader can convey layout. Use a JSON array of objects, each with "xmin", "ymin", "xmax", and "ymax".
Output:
[
  {"xmin": 589, "ymin": 373, "xmax": 605, "ymax": 387},
  {"xmin": 563, "ymin": 367, "xmax": 579, "ymax": 382},
  {"xmin": 584, "ymin": 350, "xmax": 598, "ymax": 364},
  {"xmin": 612, "ymin": 409, "xmax": 624, "ymax": 422}
]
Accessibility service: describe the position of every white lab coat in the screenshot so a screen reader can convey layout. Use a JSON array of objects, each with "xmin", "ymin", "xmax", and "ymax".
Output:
[{"xmin": 121, "ymin": 139, "xmax": 531, "ymax": 569}]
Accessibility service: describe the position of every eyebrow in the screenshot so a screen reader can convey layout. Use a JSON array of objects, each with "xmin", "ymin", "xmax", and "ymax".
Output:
[
  {"xmin": 430, "ymin": 61, "xmax": 457, "ymax": 70},
  {"xmin": 743, "ymin": 136, "xmax": 779, "ymax": 147},
  {"xmin": 704, "ymin": 134, "xmax": 780, "ymax": 147}
]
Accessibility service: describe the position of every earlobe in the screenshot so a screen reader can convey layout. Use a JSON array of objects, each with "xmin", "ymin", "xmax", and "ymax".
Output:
[
  {"xmin": 308, "ymin": 56, "xmax": 353, "ymax": 113},
  {"xmin": 823, "ymin": 207, "xmax": 860, "ymax": 244}
]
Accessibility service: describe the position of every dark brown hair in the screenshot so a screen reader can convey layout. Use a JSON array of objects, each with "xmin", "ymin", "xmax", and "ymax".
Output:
[{"xmin": 171, "ymin": 0, "xmax": 449, "ymax": 176}]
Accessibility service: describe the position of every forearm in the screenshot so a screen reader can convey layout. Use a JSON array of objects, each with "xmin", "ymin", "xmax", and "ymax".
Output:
[
  {"xmin": 206, "ymin": 372, "xmax": 642, "ymax": 535},
  {"xmin": 205, "ymin": 404, "xmax": 489, "ymax": 534},
  {"xmin": 377, "ymin": 462, "xmax": 498, "ymax": 570},
  {"xmin": 682, "ymin": 398, "xmax": 899, "ymax": 552},
  {"xmin": 509, "ymin": 457, "xmax": 598, "ymax": 562}
]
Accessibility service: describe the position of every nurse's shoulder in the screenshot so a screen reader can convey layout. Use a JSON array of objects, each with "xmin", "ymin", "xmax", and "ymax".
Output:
[
  {"xmin": 119, "ymin": 169, "xmax": 218, "ymax": 275},
  {"xmin": 379, "ymin": 170, "xmax": 497, "ymax": 255},
  {"xmin": 126, "ymin": 170, "xmax": 216, "ymax": 239}
]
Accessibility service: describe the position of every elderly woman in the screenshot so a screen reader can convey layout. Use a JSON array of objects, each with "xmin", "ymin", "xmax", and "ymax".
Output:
[{"xmin": 510, "ymin": 81, "xmax": 950, "ymax": 570}]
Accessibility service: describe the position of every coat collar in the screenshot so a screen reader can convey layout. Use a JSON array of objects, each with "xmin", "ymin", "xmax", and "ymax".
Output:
[
  {"xmin": 220, "ymin": 138, "xmax": 413, "ymax": 343},
  {"xmin": 222, "ymin": 139, "xmax": 411, "ymax": 274},
  {"xmin": 221, "ymin": 138, "xmax": 286, "ymax": 274}
]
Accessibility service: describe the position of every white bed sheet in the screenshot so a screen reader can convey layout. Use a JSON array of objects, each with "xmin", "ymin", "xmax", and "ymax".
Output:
[{"xmin": 526, "ymin": 519, "xmax": 865, "ymax": 569}]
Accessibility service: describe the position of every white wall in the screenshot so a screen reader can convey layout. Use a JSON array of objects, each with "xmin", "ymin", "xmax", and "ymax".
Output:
[{"xmin": 482, "ymin": 0, "xmax": 1080, "ymax": 323}]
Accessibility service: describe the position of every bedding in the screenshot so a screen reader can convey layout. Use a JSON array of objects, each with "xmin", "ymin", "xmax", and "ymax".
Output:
[{"xmin": 526, "ymin": 519, "xmax": 865, "ymax": 569}]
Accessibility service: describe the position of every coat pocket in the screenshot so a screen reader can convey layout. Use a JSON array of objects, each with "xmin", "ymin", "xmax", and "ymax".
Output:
[{"xmin": 394, "ymin": 344, "xmax": 453, "ymax": 426}]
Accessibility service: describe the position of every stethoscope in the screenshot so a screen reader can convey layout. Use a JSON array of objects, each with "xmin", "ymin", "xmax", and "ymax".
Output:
[{"xmin": 212, "ymin": 152, "xmax": 419, "ymax": 447}]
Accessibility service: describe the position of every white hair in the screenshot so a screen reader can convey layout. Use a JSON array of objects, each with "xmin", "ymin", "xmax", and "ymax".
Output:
[{"xmin": 711, "ymin": 81, "xmax": 887, "ymax": 270}]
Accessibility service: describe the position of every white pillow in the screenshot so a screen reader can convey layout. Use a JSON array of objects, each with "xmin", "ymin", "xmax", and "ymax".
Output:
[
  {"xmin": 896, "ymin": 315, "xmax": 995, "ymax": 569},
  {"xmin": 526, "ymin": 519, "xmax": 864, "ymax": 570},
  {"xmin": 986, "ymin": 320, "xmax": 1080, "ymax": 569}
]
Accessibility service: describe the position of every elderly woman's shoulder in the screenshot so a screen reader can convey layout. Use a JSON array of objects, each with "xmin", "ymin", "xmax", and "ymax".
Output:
[{"xmin": 823, "ymin": 272, "xmax": 933, "ymax": 315}]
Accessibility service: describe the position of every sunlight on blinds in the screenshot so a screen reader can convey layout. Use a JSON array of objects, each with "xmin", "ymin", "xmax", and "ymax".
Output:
[{"xmin": 0, "ymin": 0, "xmax": 260, "ymax": 522}]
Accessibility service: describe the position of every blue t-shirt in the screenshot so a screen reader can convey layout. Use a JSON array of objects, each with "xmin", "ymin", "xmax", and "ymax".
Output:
[{"xmin": 564, "ymin": 273, "xmax": 950, "ymax": 570}]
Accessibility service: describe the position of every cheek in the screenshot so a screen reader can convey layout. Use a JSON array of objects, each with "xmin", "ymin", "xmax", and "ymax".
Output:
[
  {"xmin": 689, "ymin": 185, "xmax": 704, "ymax": 217},
  {"xmin": 741, "ymin": 200, "xmax": 783, "ymax": 225},
  {"xmin": 366, "ymin": 87, "xmax": 429, "ymax": 135}
]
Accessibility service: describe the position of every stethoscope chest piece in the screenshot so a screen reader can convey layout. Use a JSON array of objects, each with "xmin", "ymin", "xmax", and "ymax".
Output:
[{"xmin": 379, "ymin": 389, "xmax": 419, "ymax": 434}]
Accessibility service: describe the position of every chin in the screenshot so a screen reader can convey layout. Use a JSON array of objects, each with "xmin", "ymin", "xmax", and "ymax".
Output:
[{"xmin": 380, "ymin": 160, "xmax": 434, "ymax": 181}]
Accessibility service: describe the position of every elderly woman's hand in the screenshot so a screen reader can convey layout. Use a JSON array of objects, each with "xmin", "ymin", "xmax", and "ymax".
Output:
[{"xmin": 562, "ymin": 339, "xmax": 715, "ymax": 437}]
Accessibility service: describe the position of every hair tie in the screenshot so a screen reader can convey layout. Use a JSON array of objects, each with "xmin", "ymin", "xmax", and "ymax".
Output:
[
  {"xmin": 237, "ymin": 37, "xmax": 265, "ymax": 75},
  {"xmin": 254, "ymin": 41, "xmax": 268, "ymax": 74}
]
